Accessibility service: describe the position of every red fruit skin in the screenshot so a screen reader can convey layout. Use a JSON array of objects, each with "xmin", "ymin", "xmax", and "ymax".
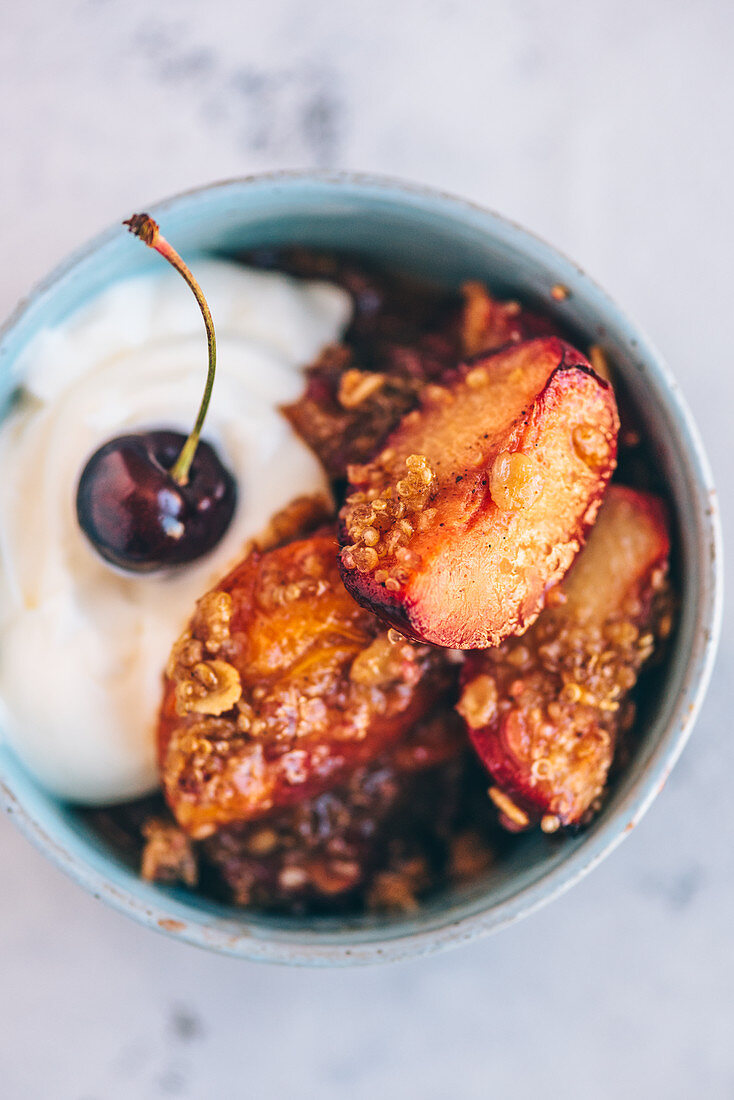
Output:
[
  {"xmin": 339, "ymin": 337, "xmax": 620, "ymax": 649},
  {"xmin": 458, "ymin": 486, "xmax": 672, "ymax": 827}
]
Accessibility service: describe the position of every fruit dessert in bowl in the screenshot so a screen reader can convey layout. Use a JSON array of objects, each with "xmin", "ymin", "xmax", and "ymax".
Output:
[{"xmin": 0, "ymin": 175, "xmax": 720, "ymax": 965}]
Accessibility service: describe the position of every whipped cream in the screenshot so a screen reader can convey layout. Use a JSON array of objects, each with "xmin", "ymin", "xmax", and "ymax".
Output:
[{"xmin": 0, "ymin": 259, "xmax": 351, "ymax": 803}]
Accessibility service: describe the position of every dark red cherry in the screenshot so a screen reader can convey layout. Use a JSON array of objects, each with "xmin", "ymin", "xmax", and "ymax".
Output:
[
  {"xmin": 76, "ymin": 430, "xmax": 236, "ymax": 572},
  {"xmin": 75, "ymin": 213, "xmax": 238, "ymax": 574}
]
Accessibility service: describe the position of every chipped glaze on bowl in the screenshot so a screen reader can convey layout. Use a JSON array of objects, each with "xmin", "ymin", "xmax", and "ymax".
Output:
[{"xmin": 0, "ymin": 173, "xmax": 723, "ymax": 965}]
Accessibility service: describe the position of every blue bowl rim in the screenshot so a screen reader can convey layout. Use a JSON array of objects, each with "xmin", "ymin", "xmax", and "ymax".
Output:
[{"xmin": 0, "ymin": 170, "xmax": 723, "ymax": 966}]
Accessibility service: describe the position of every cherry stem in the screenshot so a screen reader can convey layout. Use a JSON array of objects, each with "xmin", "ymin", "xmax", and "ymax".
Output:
[{"xmin": 123, "ymin": 213, "xmax": 216, "ymax": 486}]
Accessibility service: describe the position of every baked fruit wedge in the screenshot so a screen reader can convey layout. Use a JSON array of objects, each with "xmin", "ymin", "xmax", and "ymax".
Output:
[
  {"xmin": 457, "ymin": 485, "xmax": 672, "ymax": 830},
  {"xmin": 157, "ymin": 525, "xmax": 449, "ymax": 838},
  {"xmin": 338, "ymin": 337, "xmax": 620, "ymax": 649}
]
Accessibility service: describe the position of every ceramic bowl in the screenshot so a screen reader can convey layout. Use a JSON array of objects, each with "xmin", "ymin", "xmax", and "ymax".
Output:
[{"xmin": 0, "ymin": 173, "xmax": 722, "ymax": 965}]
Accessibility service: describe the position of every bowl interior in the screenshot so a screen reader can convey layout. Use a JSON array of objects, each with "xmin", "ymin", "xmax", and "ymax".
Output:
[{"xmin": 0, "ymin": 175, "xmax": 720, "ymax": 964}]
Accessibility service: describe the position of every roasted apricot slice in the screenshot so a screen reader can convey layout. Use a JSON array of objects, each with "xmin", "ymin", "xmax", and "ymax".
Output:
[
  {"xmin": 158, "ymin": 528, "xmax": 448, "ymax": 838},
  {"xmin": 457, "ymin": 485, "xmax": 672, "ymax": 829},
  {"xmin": 338, "ymin": 337, "xmax": 619, "ymax": 649}
]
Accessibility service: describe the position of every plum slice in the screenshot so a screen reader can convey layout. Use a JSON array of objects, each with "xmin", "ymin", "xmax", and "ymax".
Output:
[
  {"xmin": 457, "ymin": 485, "xmax": 672, "ymax": 830},
  {"xmin": 157, "ymin": 525, "xmax": 449, "ymax": 838},
  {"xmin": 338, "ymin": 337, "xmax": 620, "ymax": 649}
]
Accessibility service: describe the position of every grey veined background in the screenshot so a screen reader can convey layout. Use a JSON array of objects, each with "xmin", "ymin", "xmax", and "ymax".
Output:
[{"xmin": 0, "ymin": 2, "xmax": 732, "ymax": 1097}]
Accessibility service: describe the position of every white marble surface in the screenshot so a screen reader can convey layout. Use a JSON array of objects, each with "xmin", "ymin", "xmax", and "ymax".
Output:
[{"xmin": 1, "ymin": 1, "xmax": 732, "ymax": 1096}]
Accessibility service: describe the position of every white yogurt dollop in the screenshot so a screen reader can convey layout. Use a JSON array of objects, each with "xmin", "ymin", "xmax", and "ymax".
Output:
[{"xmin": 0, "ymin": 260, "xmax": 351, "ymax": 804}]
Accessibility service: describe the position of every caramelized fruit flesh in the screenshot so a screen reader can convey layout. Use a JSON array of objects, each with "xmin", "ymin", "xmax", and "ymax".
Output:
[
  {"xmin": 457, "ymin": 486, "xmax": 672, "ymax": 828},
  {"xmin": 339, "ymin": 337, "xmax": 620, "ymax": 649},
  {"xmin": 157, "ymin": 526, "xmax": 448, "ymax": 838}
]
